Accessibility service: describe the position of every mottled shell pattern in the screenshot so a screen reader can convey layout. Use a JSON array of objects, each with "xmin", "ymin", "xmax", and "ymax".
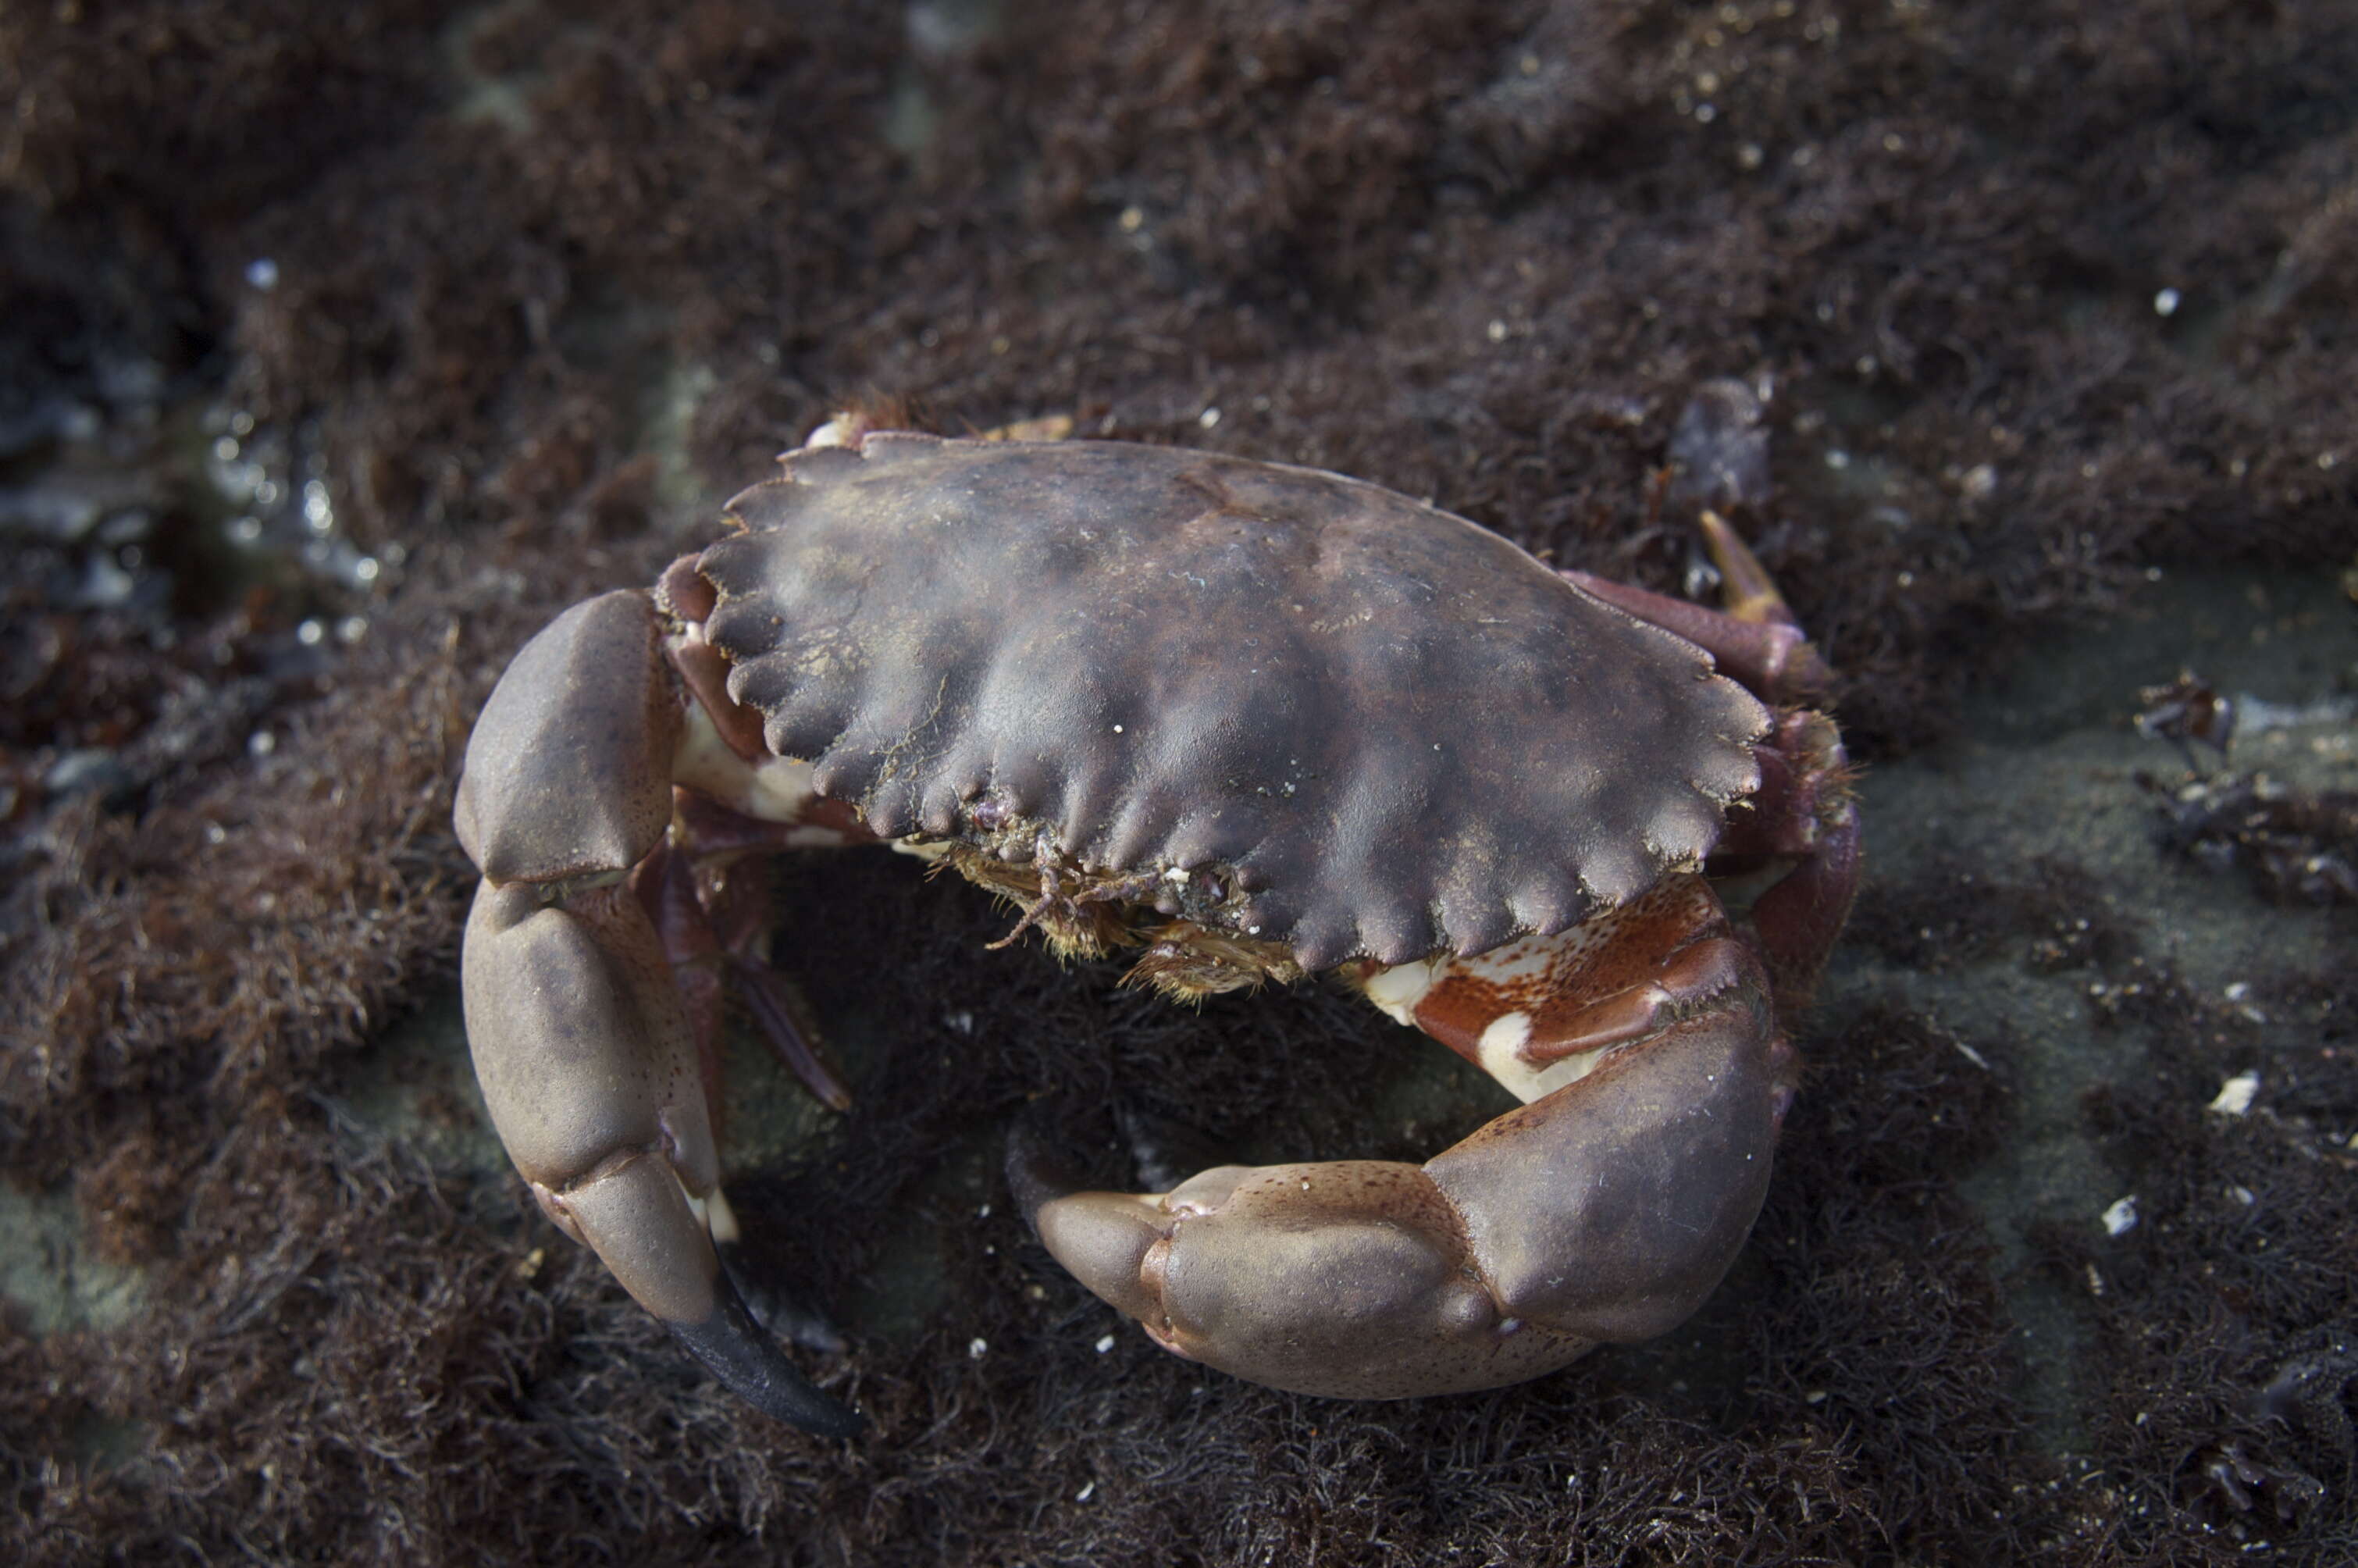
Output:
[{"xmin": 699, "ymin": 435, "xmax": 1768, "ymax": 982}]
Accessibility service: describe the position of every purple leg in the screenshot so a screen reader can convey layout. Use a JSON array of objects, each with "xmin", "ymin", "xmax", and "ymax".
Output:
[
  {"xmin": 1562, "ymin": 508, "xmax": 1834, "ymax": 705},
  {"xmin": 632, "ymin": 793, "xmax": 860, "ymax": 1117},
  {"xmin": 1566, "ymin": 512, "xmax": 1860, "ymax": 1010}
]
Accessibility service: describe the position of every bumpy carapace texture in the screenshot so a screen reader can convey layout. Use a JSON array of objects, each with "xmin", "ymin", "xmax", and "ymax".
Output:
[{"xmin": 705, "ymin": 435, "xmax": 1771, "ymax": 971}]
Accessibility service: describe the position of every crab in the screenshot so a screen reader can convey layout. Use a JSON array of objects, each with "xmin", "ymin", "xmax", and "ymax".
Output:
[{"xmin": 454, "ymin": 420, "xmax": 1860, "ymax": 1438}]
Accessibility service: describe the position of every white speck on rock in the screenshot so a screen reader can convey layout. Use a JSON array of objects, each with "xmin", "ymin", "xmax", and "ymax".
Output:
[{"xmin": 2208, "ymin": 1072, "xmax": 2260, "ymax": 1116}]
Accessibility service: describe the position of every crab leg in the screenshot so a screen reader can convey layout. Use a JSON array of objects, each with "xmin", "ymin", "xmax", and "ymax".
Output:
[
  {"xmin": 1715, "ymin": 710, "xmax": 1861, "ymax": 1010},
  {"xmin": 630, "ymin": 807, "xmax": 857, "ymax": 1117},
  {"xmin": 1008, "ymin": 876, "xmax": 1795, "ymax": 1398},
  {"xmin": 1569, "ymin": 517, "xmax": 1861, "ymax": 1008},
  {"xmin": 454, "ymin": 590, "xmax": 862, "ymax": 1437}
]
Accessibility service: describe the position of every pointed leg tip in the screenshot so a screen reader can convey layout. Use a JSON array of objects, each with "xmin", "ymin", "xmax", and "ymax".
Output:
[{"xmin": 669, "ymin": 1277, "xmax": 865, "ymax": 1439}]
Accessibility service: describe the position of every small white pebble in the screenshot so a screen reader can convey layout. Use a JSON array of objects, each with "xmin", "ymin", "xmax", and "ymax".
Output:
[
  {"xmin": 1095, "ymin": 1334, "xmax": 1116, "ymax": 1355},
  {"xmin": 245, "ymin": 258, "xmax": 280, "ymax": 290},
  {"xmin": 1112, "ymin": 723, "xmax": 1124, "ymax": 733},
  {"xmin": 2208, "ymin": 1072, "xmax": 2260, "ymax": 1116},
  {"xmin": 978, "ymin": 1203, "xmax": 992, "ymax": 1219},
  {"xmin": 2153, "ymin": 287, "xmax": 2181, "ymax": 316},
  {"xmin": 1163, "ymin": 866, "xmax": 1190, "ymax": 884},
  {"xmin": 968, "ymin": 1337, "xmax": 988, "ymax": 1360},
  {"xmin": 2101, "ymin": 1196, "xmax": 2139, "ymax": 1236},
  {"xmin": 1076, "ymin": 1481, "xmax": 1095, "ymax": 1503},
  {"xmin": 1198, "ymin": 406, "xmax": 1221, "ymax": 429}
]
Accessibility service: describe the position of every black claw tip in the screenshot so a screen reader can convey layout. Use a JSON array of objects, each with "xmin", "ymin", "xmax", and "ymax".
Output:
[
  {"xmin": 1003, "ymin": 1114, "xmax": 1085, "ymax": 1234},
  {"xmin": 669, "ymin": 1272, "xmax": 864, "ymax": 1439}
]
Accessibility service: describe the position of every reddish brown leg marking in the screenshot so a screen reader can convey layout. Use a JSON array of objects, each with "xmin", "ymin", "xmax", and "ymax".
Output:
[
  {"xmin": 1017, "ymin": 875, "xmax": 1800, "ymax": 1399},
  {"xmin": 1378, "ymin": 875, "xmax": 1765, "ymax": 1104}
]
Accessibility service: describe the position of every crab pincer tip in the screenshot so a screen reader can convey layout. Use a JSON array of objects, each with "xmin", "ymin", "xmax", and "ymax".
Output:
[
  {"xmin": 669, "ymin": 1271, "xmax": 865, "ymax": 1439},
  {"xmin": 1003, "ymin": 1114, "xmax": 1086, "ymax": 1232}
]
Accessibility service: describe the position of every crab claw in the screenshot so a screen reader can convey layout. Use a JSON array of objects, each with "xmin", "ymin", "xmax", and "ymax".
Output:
[
  {"xmin": 1010, "ymin": 1003, "xmax": 1793, "ymax": 1399},
  {"xmin": 456, "ymin": 591, "xmax": 859, "ymax": 1438},
  {"xmin": 464, "ymin": 881, "xmax": 863, "ymax": 1437},
  {"xmin": 1007, "ymin": 1136, "xmax": 1550, "ymax": 1398}
]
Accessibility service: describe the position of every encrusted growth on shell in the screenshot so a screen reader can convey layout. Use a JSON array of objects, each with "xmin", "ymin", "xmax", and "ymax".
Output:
[
  {"xmin": 700, "ymin": 433, "xmax": 1771, "ymax": 970},
  {"xmin": 940, "ymin": 839, "xmax": 1302, "ymax": 999}
]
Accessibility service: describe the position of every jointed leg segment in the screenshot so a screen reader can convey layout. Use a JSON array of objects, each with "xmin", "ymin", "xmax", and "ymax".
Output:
[
  {"xmin": 457, "ymin": 588, "xmax": 865, "ymax": 1436},
  {"xmin": 1008, "ymin": 876, "xmax": 1797, "ymax": 1399}
]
